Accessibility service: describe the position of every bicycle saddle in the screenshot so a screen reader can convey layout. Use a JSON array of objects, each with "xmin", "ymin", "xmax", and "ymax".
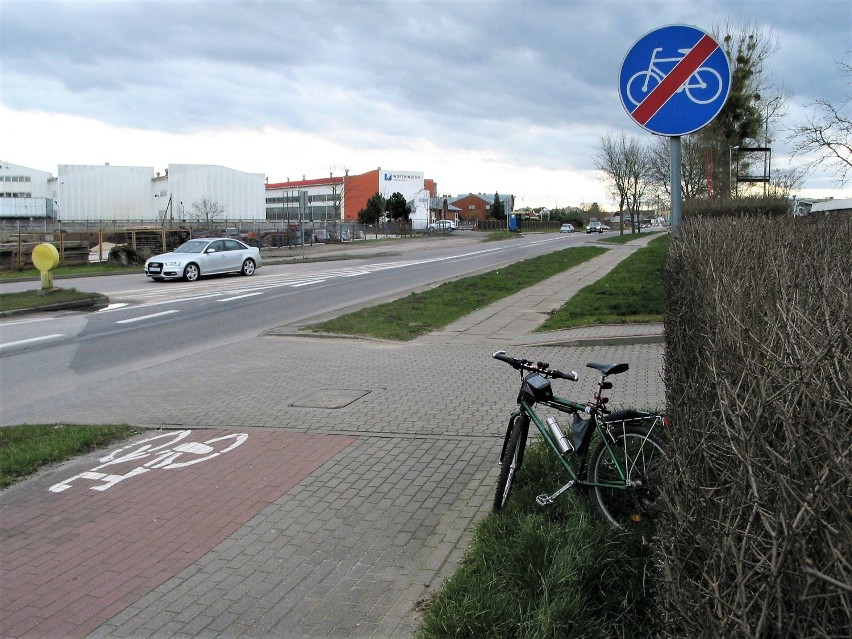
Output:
[{"xmin": 586, "ymin": 362, "xmax": 629, "ymax": 376}]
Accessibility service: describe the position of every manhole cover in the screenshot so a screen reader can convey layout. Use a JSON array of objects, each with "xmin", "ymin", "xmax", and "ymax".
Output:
[{"xmin": 289, "ymin": 389, "xmax": 371, "ymax": 409}]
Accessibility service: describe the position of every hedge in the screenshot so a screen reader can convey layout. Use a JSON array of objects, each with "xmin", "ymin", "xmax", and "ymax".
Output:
[{"xmin": 658, "ymin": 214, "xmax": 851, "ymax": 637}]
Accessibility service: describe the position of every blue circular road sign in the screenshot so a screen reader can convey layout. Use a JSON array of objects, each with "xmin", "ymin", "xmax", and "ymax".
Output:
[{"xmin": 620, "ymin": 25, "xmax": 731, "ymax": 136}]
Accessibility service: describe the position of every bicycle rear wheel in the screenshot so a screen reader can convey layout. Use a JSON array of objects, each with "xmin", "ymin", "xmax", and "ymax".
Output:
[
  {"xmin": 587, "ymin": 424, "xmax": 666, "ymax": 527},
  {"xmin": 493, "ymin": 414, "xmax": 528, "ymax": 511}
]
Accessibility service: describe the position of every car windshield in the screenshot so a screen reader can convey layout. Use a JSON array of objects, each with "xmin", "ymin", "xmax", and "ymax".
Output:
[{"xmin": 173, "ymin": 240, "xmax": 210, "ymax": 254}]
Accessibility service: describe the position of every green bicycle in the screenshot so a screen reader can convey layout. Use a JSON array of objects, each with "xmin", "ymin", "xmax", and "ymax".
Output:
[{"xmin": 492, "ymin": 350, "xmax": 668, "ymax": 528}]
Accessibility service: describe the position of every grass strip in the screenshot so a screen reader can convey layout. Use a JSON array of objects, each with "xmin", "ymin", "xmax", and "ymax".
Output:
[
  {"xmin": 417, "ymin": 441, "xmax": 658, "ymax": 639},
  {"xmin": 310, "ymin": 246, "xmax": 607, "ymax": 341},
  {"xmin": 0, "ymin": 263, "xmax": 139, "ymax": 280},
  {"xmin": 600, "ymin": 231, "xmax": 664, "ymax": 244},
  {"xmin": 0, "ymin": 424, "xmax": 139, "ymax": 488},
  {"xmin": 0, "ymin": 288, "xmax": 108, "ymax": 313},
  {"xmin": 538, "ymin": 234, "xmax": 668, "ymax": 330}
]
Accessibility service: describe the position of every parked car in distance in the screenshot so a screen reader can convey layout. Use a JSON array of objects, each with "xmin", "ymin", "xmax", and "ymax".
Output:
[
  {"xmin": 559, "ymin": 223, "xmax": 575, "ymax": 233},
  {"xmin": 428, "ymin": 219, "xmax": 456, "ymax": 233},
  {"xmin": 586, "ymin": 221, "xmax": 605, "ymax": 233},
  {"xmin": 144, "ymin": 238, "xmax": 262, "ymax": 282}
]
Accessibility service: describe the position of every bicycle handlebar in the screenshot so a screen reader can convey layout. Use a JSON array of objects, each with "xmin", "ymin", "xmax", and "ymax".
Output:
[{"xmin": 492, "ymin": 350, "xmax": 579, "ymax": 382}]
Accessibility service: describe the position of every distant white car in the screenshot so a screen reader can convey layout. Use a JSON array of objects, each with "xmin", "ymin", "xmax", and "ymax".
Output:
[
  {"xmin": 144, "ymin": 238, "xmax": 262, "ymax": 282},
  {"xmin": 587, "ymin": 222, "xmax": 605, "ymax": 233},
  {"xmin": 559, "ymin": 223, "xmax": 575, "ymax": 233},
  {"xmin": 428, "ymin": 220, "xmax": 456, "ymax": 233}
]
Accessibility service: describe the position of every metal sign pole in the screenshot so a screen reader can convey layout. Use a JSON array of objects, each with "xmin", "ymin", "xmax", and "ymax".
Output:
[
  {"xmin": 299, "ymin": 190, "xmax": 308, "ymax": 259},
  {"xmin": 619, "ymin": 24, "xmax": 731, "ymax": 236},
  {"xmin": 670, "ymin": 135, "xmax": 682, "ymax": 232}
]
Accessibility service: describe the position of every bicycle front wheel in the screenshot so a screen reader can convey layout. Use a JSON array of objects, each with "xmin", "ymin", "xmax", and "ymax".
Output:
[
  {"xmin": 493, "ymin": 415, "xmax": 527, "ymax": 511},
  {"xmin": 626, "ymin": 71, "xmax": 661, "ymax": 106},
  {"xmin": 587, "ymin": 424, "xmax": 666, "ymax": 527}
]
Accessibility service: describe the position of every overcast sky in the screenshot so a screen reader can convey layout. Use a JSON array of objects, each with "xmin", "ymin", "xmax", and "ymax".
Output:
[{"xmin": 2, "ymin": 0, "xmax": 849, "ymax": 208}]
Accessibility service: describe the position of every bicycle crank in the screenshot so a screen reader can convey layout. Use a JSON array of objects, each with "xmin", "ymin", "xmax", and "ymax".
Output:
[{"xmin": 536, "ymin": 480, "xmax": 575, "ymax": 506}]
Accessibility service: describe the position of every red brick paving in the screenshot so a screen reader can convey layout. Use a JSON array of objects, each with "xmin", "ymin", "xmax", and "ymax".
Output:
[{"xmin": 0, "ymin": 429, "xmax": 354, "ymax": 639}]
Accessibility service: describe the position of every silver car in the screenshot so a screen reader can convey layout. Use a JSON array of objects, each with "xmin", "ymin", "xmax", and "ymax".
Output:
[{"xmin": 144, "ymin": 238, "xmax": 262, "ymax": 282}]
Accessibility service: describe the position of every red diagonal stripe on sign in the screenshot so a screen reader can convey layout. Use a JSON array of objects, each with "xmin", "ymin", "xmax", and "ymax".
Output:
[{"xmin": 631, "ymin": 34, "xmax": 719, "ymax": 126}]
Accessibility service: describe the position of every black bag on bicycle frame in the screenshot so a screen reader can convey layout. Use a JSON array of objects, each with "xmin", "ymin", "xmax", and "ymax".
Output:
[{"xmin": 519, "ymin": 373, "xmax": 553, "ymax": 403}]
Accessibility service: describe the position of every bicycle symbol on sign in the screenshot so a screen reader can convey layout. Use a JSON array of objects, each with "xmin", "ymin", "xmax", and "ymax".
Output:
[
  {"xmin": 49, "ymin": 430, "xmax": 248, "ymax": 493},
  {"xmin": 626, "ymin": 46, "xmax": 723, "ymax": 107}
]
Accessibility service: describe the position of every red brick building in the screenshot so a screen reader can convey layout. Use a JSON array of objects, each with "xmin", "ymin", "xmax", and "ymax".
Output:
[
  {"xmin": 449, "ymin": 193, "xmax": 513, "ymax": 222},
  {"xmin": 266, "ymin": 168, "xmax": 437, "ymax": 223}
]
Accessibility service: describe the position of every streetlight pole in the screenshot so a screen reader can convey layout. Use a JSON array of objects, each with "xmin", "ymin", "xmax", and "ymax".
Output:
[{"xmin": 729, "ymin": 145, "xmax": 739, "ymax": 198}]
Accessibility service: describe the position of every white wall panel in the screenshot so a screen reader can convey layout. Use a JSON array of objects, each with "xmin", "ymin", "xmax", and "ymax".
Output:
[{"xmin": 57, "ymin": 165, "xmax": 155, "ymax": 221}]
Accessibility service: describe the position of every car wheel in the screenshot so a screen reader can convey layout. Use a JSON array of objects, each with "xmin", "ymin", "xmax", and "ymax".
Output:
[
  {"xmin": 241, "ymin": 259, "xmax": 256, "ymax": 276},
  {"xmin": 183, "ymin": 263, "xmax": 200, "ymax": 282}
]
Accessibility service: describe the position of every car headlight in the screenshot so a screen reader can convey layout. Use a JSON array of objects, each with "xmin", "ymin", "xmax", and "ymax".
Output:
[{"xmin": 164, "ymin": 260, "xmax": 181, "ymax": 266}]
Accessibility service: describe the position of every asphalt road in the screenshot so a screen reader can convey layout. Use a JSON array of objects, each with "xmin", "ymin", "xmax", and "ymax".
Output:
[{"xmin": 0, "ymin": 232, "xmax": 595, "ymax": 422}]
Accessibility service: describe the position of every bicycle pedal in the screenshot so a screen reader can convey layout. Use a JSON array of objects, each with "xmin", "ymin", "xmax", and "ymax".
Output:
[{"xmin": 536, "ymin": 494, "xmax": 554, "ymax": 507}]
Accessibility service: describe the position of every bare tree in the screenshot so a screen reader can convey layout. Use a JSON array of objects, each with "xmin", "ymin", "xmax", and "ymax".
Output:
[
  {"xmin": 769, "ymin": 165, "xmax": 807, "ymax": 197},
  {"xmin": 190, "ymin": 197, "xmax": 225, "ymax": 227},
  {"xmin": 699, "ymin": 21, "xmax": 782, "ymax": 197},
  {"xmin": 788, "ymin": 61, "xmax": 852, "ymax": 187},
  {"xmin": 595, "ymin": 132, "xmax": 650, "ymax": 233},
  {"xmin": 647, "ymin": 135, "xmax": 709, "ymax": 200}
]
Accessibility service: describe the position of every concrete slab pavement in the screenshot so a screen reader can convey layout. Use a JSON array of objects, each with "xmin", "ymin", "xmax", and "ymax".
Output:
[{"xmin": 0, "ymin": 234, "xmax": 666, "ymax": 638}]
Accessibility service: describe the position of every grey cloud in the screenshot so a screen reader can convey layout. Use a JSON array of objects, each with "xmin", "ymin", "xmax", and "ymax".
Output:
[{"xmin": 2, "ymin": 0, "xmax": 849, "ymax": 181}]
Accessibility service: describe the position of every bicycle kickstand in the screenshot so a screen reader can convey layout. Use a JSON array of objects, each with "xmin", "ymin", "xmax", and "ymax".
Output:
[{"xmin": 536, "ymin": 480, "xmax": 575, "ymax": 507}]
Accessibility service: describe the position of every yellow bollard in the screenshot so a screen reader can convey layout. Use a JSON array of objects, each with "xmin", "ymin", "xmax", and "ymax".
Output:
[{"xmin": 32, "ymin": 243, "xmax": 60, "ymax": 291}]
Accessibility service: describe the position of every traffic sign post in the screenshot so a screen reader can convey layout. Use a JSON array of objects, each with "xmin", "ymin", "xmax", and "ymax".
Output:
[{"xmin": 619, "ymin": 25, "xmax": 731, "ymax": 231}]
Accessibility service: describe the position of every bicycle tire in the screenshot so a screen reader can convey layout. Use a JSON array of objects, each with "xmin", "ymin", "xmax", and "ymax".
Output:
[
  {"xmin": 626, "ymin": 70, "xmax": 661, "ymax": 106},
  {"xmin": 493, "ymin": 414, "xmax": 528, "ymax": 511},
  {"xmin": 685, "ymin": 66, "xmax": 723, "ymax": 104},
  {"xmin": 587, "ymin": 424, "xmax": 666, "ymax": 528}
]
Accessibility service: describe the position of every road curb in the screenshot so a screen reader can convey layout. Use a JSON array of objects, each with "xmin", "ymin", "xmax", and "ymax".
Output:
[{"xmin": 0, "ymin": 294, "xmax": 109, "ymax": 318}]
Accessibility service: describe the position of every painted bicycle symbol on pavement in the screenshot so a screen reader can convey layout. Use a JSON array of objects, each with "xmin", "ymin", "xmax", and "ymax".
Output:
[
  {"xmin": 626, "ymin": 46, "xmax": 723, "ymax": 106},
  {"xmin": 49, "ymin": 430, "xmax": 248, "ymax": 493}
]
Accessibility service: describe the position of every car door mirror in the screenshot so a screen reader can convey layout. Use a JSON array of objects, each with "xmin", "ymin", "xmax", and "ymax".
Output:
[{"xmin": 206, "ymin": 248, "xmax": 216, "ymax": 253}]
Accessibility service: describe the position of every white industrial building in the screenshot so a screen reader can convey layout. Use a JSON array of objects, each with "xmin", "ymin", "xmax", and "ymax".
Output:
[
  {"xmin": 2, "ymin": 161, "xmax": 454, "ymax": 230},
  {"xmin": 1, "ymin": 161, "xmax": 265, "ymax": 224},
  {"xmin": 0, "ymin": 162, "xmax": 55, "ymax": 219},
  {"xmin": 160, "ymin": 164, "xmax": 265, "ymax": 223}
]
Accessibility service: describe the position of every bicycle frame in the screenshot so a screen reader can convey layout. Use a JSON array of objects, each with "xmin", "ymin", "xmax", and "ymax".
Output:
[
  {"xmin": 492, "ymin": 350, "xmax": 668, "ymax": 515},
  {"xmin": 507, "ymin": 386, "xmax": 663, "ymax": 504},
  {"xmin": 627, "ymin": 46, "xmax": 722, "ymax": 107}
]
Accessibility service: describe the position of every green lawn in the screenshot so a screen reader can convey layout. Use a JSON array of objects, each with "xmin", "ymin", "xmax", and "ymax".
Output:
[
  {"xmin": 0, "ymin": 262, "xmax": 139, "ymax": 280},
  {"xmin": 310, "ymin": 246, "xmax": 607, "ymax": 340},
  {"xmin": 600, "ymin": 231, "xmax": 663, "ymax": 244},
  {"xmin": 0, "ymin": 424, "xmax": 139, "ymax": 488},
  {"xmin": 538, "ymin": 234, "xmax": 668, "ymax": 330},
  {"xmin": 417, "ymin": 442, "xmax": 658, "ymax": 639},
  {"xmin": 0, "ymin": 288, "xmax": 108, "ymax": 313}
]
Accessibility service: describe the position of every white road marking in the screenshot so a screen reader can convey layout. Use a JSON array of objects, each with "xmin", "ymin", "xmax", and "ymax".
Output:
[
  {"xmin": 115, "ymin": 310, "xmax": 179, "ymax": 324},
  {"xmin": 0, "ymin": 334, "xmax": 64, "ymax": 350},
  {"xmin": 218, "ymin": 292, "xmax": 263, "ymax": 302}
]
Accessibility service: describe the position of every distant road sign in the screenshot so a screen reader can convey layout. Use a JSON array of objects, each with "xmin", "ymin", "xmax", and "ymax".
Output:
[{"xmin": 620, "ymin": 25, "xmax": 731, "ymax": 136}]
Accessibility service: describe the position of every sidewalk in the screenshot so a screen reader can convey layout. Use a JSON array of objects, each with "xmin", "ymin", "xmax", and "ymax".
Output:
[
  {"xmin": 0, "ymin": 234, "xmax": 666, "ymax": 639},
  {"xmin": 416, "ymin": 233, "xmax": 663, "ymax": 347}
]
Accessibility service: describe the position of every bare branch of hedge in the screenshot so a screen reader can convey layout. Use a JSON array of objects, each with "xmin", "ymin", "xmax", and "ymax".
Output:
[{"xmin": 658, "ymin": 213, "xmax": 852, "ymax": 637}]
